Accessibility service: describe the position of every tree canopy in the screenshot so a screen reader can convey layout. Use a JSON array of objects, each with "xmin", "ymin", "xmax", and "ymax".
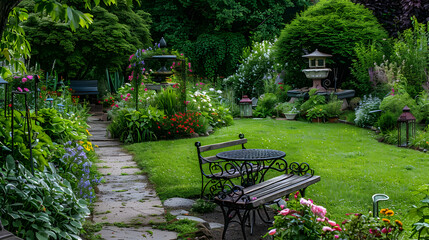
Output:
[
  {"xmin": 138, "ymin": 0, "xmax": 312, "ymax": 80},
  {"xmin": 21, "ymin": 0, "xmax": 151, "ymax": 80},
  {"xmin": 0, "ymin": 0, "xmax": 124, "ymax": 77},
  {"xmin": 274, "ymin": 0, "xmax": 388, "ymax": 89}
]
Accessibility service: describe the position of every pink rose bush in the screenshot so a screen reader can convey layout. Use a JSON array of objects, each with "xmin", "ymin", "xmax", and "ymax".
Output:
[{"xmin": 267, "ymin": 192, "xmax": 404, "ymax": 240}]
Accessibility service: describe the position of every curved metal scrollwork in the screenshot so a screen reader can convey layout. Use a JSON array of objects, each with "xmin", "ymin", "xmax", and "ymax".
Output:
[
  {"xmin": 289, "ymin": 162, "xmax": 314, "ymax": 176},
  {"xmin": 322, "ymin": 79, "xmax": 331, "ymax": 89}
]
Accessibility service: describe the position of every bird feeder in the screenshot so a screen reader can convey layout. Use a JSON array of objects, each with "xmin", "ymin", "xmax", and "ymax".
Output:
[
  {"xmin": 0, "ymin": 76, "xmax": 9, "ymax": 117},
  {"xmin": 239, "ymin": 95, "xmax": 252, "ymax": 118},
  {"xmin": 397, "ymin": 106, "xmax": 416, "ymax": 147}
]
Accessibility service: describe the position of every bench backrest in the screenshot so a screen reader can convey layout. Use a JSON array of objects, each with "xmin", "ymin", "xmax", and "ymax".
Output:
[
  {"xmin": 70, "ymin": 80, "xmax": 99, "ymax": 95},
  {"xmin": 195, "ymin": 134, "xmax": 247, "ymax": 165}
]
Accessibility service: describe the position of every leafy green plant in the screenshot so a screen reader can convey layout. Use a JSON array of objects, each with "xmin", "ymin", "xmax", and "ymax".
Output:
[
  {"xmin": 355, "ymin": 95, "xmax": 382, "ymax": 127},
  {"xmin": 307, "ymin": 105, "xmax": 327, "ymax": 121},
  {"xmin": 376, "ymin": 112, "xmax": 397, "ymax": 133},
  {"xmin": 191, "ymin": 199, "xmax": 217, "ymax": 214},
  {"xmin": 275, "ymin": 102, "xmax": 299, "ymax": 115},
  {"xmin": 108, "ymin": 107, "xmax": 163, "ymax": 144},
  {"xmin": 409, "ymin": 184, "xmax": 429, "ymax": 239},
  {"xmin": 300, "ymin": 89, "xmax": 326, "ymax": 114},
  {"xmin": 153, "ymin": 87, "xmax": 182, "ymax": 116},
  {"xmin": 253, "ymin": 93, "xmax": 278, "ymax": 117},
  {"xmin": 324, "ymin": 97, "xmax": 342, "ymax": 117},
  {"xmin": 0, "ymin": 156, "xmax": 90, "ymax": 239}
]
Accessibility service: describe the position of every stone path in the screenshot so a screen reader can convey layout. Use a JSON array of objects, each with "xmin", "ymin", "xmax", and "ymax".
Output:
[{"xmin": 87, "ymin": 114, "xmax": 177, "ymax": 240}]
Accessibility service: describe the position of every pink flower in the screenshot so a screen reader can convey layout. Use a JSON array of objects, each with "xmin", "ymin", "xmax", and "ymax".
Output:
[
  {"xmin": 280, "ymin": 209, "xmax": 290, "ymax": 216},
  {"xmin": 115, "ymin": 104, "xmax": 119, "ymax": 108},
  {"xmin": 128, "ymin": 75, "xmax": 133, "ymax": 81},
  {"xmin": 141, "ymin": 82, "xmax": 144, "ymax": 85},
  {"xmin": 143, "ymin": 68, "xmax": 146, "ymax": 71},
  {"xmin": 125, "ymin": 97, "xmax": 128, "ymax": 101},
  {"xmin": 316, "ymin": 217, "xmax": 325, "ymax": 222},
  {"xmin": 381, "ymin": 228, "xmax": 388, "ymax": 234},
  {"xmin": 328, "ymin": 220, "xmax": 337, "ymax": 227},
  {"xmin": 23, "ymin": 88, "xmax": 29, "ymax": 92},
  {"xmin": 252, "ymin": 197, "xmax": 257, "ymax": 200},
  {"xmin": 334, "ymin": 235, "xmax": 339, "ymax": 239},
  {"xmin": 128, "ymin": 64, "xmax": 131, "ymax": 69},
  {"xmin": 17, "ymin": 87, "xmax": 23, "ymax": 92},
  {"xmin": 131, "ymin": 88, "xmax": 134, "ymax": 91},
  {"xmin": 22, "ymin": 78, "xmax": 27, "ymax": 83},
  {"xmin": 129, "ymin": 54, "xmax": 134, "ymax": 61},
  {"xmin": 144, "ymin": 88, "xmax": 148, "ymax": 91},
  {"xmin": 280, "ymin": 205, "xmax": 285, "ymax": 209},
  {"xmin": 27, "ymin": 75, "xmax": 33, "ymax": 80},
  {"xmin": 311, "ymin": 205, "xmax": 327, "ymax": 218},
  {"xmin": 294, "ymin": 191, "xmax": 300, "ymax": 199},
  {"xmin": 322, "ymin": 226, "xmax": 333, "ymax": 232},
  {"xmin": 268, "ymin": 229, "xmax": 276, "ymax": 235},
  {"xmin": 127, "ymin": 93, "xmax": 131, "ymax": 97},
  {"xmin": 121, "ymin": 95, "xmax": 123, "ymax": 99}
]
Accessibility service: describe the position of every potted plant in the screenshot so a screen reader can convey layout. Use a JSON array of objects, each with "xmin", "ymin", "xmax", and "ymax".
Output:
[
  {"xmin": 275, "ymin": 102, "xmax": 299, "ymax": 120},
  {"xmin": 306, "ymin": 105, "xmax": 327, "ymax": 123},
  {"xmin": 324, "ymin": 99, "xmax": 342, "ymax": 123}
]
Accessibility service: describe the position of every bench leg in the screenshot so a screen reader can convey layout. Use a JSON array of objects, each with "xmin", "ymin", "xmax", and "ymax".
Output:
[{"xmin": 219, "ymin": 204, "xmax": 251, "ymax": 240}]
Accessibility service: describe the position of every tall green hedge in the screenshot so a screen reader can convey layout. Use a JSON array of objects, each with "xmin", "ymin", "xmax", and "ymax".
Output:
[{"xmin": 274, "ymin": 0, "xmax": 388, "ymax": 89}]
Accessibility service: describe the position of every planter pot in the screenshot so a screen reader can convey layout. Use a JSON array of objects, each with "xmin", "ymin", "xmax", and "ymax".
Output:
[
  {"xmin": 284, "ymin": 113, "xmax": 298, "ymax": 120},
  {"xmin": 328, "ymin": 117, "xmax": 339, "ymax": 123},
  {"xmin": 311, "ymin": 117, "xmax": 323, "ymax": 123}
]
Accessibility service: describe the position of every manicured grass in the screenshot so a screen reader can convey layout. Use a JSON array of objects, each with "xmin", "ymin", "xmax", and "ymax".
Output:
[{"xmin": 125, "ymin": 118, "xmax": 428, "ymax": 232}]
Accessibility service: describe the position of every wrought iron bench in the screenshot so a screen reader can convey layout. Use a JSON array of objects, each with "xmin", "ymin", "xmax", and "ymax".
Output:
[
  {"xmin": 214, "ymin": 162, "xmax": 320, "ymax": 240},
  {"xmin": 195, "ymin": 134, "xmax": 262, "ymax": 199},
  {"xmin": 69, "ymin": 80, "xmax": 99, "ymax": 96},
  {"xmin": 0, "ymin": 220, "xmax": 23, "ymax": 239}
]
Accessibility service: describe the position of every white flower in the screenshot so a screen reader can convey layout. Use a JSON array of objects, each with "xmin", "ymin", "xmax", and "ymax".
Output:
[
  {"xmin": 202, "ymin": 91, "xmax": 207, "ymax": 95},
  {"xmin": 209, "ymin": 88, "xmax": 215, "ymax": 91},
  {"xmin": 216, "ymin": 90, "xmax": 222, "ymax": 94},
  {"xmin": 208, "ymin": 103, "xmax": 212, "ymax": 107}
]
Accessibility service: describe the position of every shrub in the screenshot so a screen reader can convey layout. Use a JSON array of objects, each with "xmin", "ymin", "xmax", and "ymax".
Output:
[
  {"xmin": 349, "ymin": 97, "xmax": 361, "ymax": 110},
  {"xmin": 379, "ymin": 92, "xmax": 421, "ymax": 121},
  {"xmin": 253, "ymin": 93, "xmax": 278, "ymax": 117},
  {"xmin": 153, "ymin": 87, "xmax": 182, "ymax": 116},
  {"xmin": 156, "ymin": 112, "xmax": 208, "ymax": 139},
  {"xmin": 300, "ymin": 89, "xmax": 326, "ymax": 114},
  {"xmin": 224, "ymin": 40, "xmax": 281, "ymax": 98},
  {"xmin": 307, "ymin": 105, "xmax": 327, "ymax": 121},
  {"xmin": 417, "ymin": 92, "xmax": 429, "ymax": 124},
  {"xmin": 275, "ymin": 102, "xmax": 299, "ymax": 115},
  {"xmin": 274, "ymin": 0, "xmax": 388, "ymax": 89},
  {"xmin": 409, "ymin": 184, "xmax": 429, "ymax": 239},
  {"xmin": 324, "ymin": 97, "xmax": 342, "ymax": 117},
  {"xmin": 355, "ymin": 95, "xmax": 381, "ymax": 127},
  {"xmin": 376, "ymin": 112, "xmax": 397, "ymax": 133}
]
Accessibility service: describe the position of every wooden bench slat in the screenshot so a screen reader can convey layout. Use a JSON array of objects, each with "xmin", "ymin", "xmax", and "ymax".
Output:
[
  {"xmin": 201, "ymin": 155, "xmax": 219, "ymax": 164},
  {"xmin": 199, "ymin": 139, "xmax": 247, "ymax": 152},
  {"xmin": 251, "ymin": 176, "xmax": 320, "ymax": 207}
]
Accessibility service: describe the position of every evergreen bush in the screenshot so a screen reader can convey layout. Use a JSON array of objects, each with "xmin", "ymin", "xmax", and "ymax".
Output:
[{"xmin": 274, "ymin": 0, "xmax": 388, "ymax": 89}]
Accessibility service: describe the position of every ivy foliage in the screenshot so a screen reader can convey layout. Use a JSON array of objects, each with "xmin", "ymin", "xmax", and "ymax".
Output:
[
  {"xmin": 21, "ymin": 0, "xmax": 151, "ymax": 80},
  {"xmin": 274, "ymin": 0, "xmax": 388, "ymax": 89},
  {"xmin": 138, "ymin": 0, "xmax": 311, "ymax": 80}
]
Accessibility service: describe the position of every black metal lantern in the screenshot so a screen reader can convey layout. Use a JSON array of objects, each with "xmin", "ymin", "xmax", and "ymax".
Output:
[
  {"xmin": 397, "ymin": 106, "xmax": 416, "ymax": 147},
  {"xmin": 0, "ymin": 76, "xmax": 9, "ymax": 117}
]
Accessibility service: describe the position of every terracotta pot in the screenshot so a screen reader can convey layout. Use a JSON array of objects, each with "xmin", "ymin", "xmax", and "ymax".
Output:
[
  {"xmin": 311, "ymin": 117, "xmax": 323, "ymax": 123},
  {"xmin": 328, "ymin": 117, "xmax": 339, "ymax": 123}
]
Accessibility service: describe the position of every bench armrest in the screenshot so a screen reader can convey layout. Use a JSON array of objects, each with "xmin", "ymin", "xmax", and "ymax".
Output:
[{"xmin": 289, "ymin": 162, "xmax": 314, "ymax": 176}]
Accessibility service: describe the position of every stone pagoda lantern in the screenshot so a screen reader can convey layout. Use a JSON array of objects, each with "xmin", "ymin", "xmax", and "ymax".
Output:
[{"xmin": 302, "ymin": 49, "xmax": 332, "ymax": 91}]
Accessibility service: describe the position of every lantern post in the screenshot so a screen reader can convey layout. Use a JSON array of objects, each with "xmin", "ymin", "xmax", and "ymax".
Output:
[{"xmin": 397, "ymin": 106, "xmax": 416, "ymax": 147}]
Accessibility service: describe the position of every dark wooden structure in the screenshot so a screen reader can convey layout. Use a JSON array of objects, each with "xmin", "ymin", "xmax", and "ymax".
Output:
[{"xmin": 69, "ymin": 80, "xmax": 99, "ymax": 96}]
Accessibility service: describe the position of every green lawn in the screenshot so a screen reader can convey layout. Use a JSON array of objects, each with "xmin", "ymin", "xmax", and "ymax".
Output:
[{"xmin": 125, "ymin": 118, "xmax": 428, "ymax": 231}]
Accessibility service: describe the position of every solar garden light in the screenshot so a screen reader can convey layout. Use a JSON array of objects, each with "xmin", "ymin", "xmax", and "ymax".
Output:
[{"xmin": 372, "ymin": 194, "xmax": 389, "ymax": 217}]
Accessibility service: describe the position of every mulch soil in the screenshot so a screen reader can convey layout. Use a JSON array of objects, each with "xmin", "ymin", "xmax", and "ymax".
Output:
[{"xmin": 191, "ymin": 207, "xmax": 276, "ymax": 240}]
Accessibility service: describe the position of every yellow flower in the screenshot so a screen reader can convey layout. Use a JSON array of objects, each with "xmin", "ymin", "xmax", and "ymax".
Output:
[
  {"xmin": 385, "ymin": 210, "xmax": 394, "ymax": 216},
  {"xmin": 382, "ymin": 218, "xmax": 390, "ymax": 224},
  {"xmin": 395, "ymin": 220, "xmax": 403, "ymax": 227},
  {"xmin": 86, "ymin": 129, "xmax": 92, "ymax": 136},
  {"xmin": 95, "ymin": 145, "xmax": 99, "ymax": 148}
]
